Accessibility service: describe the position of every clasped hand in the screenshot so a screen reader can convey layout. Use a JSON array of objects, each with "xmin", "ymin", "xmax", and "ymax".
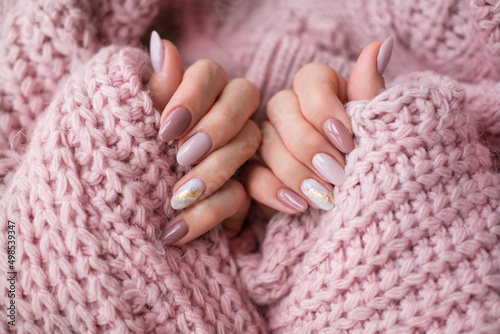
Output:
[{"xmin": 147, "ymin": 32, "xmax": 393, "ymax": 245}]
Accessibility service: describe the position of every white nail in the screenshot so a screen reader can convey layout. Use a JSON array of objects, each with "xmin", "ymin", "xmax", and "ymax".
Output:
[
  {"xmin": 150, "ymin": 30, "xmax": 164, "ymax": 73},
  {"xmin": 300, "ymin": 179, "xmax": 334, "ymax": 211},
  {"xmin": 312, "ymin": 153, "xmax": 346, "ymax": 186},
  {"xmin": 171, "ymin": 178, "xmax": 206, "ymax": 210}
]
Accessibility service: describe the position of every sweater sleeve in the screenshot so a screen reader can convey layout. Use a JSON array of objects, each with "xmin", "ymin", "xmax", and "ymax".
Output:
[
  {"xmin": 0, "ymin": 46, "xmax": 265, "ymax": 334},
  {"xmin": 235, "ymin": 72, "xmax": 500, "ymax": 333},
  {"xmin": 0, "ymin": 0, "xmax": 159, "ymax": 191}
]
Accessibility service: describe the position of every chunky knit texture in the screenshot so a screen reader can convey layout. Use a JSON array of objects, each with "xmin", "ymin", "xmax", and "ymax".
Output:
[{"xmin": 1, "ymin": 0, "xmax": 500, "ymax": 333}]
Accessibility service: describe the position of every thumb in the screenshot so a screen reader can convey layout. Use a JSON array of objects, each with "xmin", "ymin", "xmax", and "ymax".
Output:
[
  {"xmin": 148, "ymin": 31, "xmax": 184, "ymax": 110},
  {"xmin": 347, "ymin": 37, "xmax": 394, "ymax": 101}
]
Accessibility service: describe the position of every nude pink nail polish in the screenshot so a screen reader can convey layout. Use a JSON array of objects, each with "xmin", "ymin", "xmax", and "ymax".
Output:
[
  {"xmin": 323, "ymin": 119, "xmax": 354, "ymax": 153},
  {"xmin": 377, "ymin": 36, "xmax": 394, "ymax": 75},
  {"xmin": 277, "ymin": 188, "xmax": 308, "ymax": 212},
  {"xmin": 159, "ymin": 107, "xmax": 192, "ymax": 142},
  {"xmin": 177, "ymin": 132, "xmax": 212, "ymax": 166},
  {"xmin": 162, "ymin": 220, "xmax": 188, "ymax": 245}
]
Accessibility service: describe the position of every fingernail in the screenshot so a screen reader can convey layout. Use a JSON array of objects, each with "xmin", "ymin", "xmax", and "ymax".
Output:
[
  {"xmin": 277, "ymin": 188, "xmax": 308, "ymax": 212},
  {"xmin": 300, "ymin": 179, "xmax": 334, "ymax": 211},
  {"xmin": 150, "ymin": 30, "xmax": 164, "ymax": 73},
  {"xmin": 377, "ymin": 36, "xmax": 394, "ymax": 75},
  {"xmin": 162, "ymin": 220, "xmax": 189, "ymax": 245},
  {"xmin": 312, "ymin": 153, "xmax": 346, "ymax": 186},
  {"xmin": 159, "ymin": 107, "xmax": 192, "ymax": 142},
  {"xmin": 171, "ymin": 178, "xmax": 206, "ymax": 210},
  {"xmin": 177, "ymin": 132, "xmax": 212, "ymax": 166},
  {"xmin": 323, "ymin": 119, "xmax": 354, "ymax": 153}
]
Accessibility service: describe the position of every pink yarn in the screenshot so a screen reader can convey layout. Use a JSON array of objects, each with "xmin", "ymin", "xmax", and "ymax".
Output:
[{"xmin": 1, "ymin": 0, "xmax": 499, "ymax": 333}]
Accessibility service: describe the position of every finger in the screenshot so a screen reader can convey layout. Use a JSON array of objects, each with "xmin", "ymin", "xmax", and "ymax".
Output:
[
  {"xmin": 221, "ymin": 189, "xmax": 250, "ymax": 239},
  {"xmin": 241, "ymin": 162, "xmax": 308, "ymax": 214},
  {"xmin": 159, "ymin": 59, "xmax": 228, "ymax": 142},
  {"xmin": 176, "ymin": 78, "xmax": 260, "ymax": 166},
  {"xmin": 170, "ymin": 120, "xmax": 261, "ymax": 210},
  {"xmin": 161, "ymin": 180, "xmax": 248, "ymax": 245},
  {"xmin": 267, "ymin": 90, "xmax": 346, "ymax": 187},
  {"xmin": 347, "ymin": 37, "xmax": 393, "ymax": 101},
  {"xmin": 259, "ymin": 121, "xmax": 334, "ymax": 211},
  {"xmin": 147, "ymin": 31, "xmax": 184, "ymax": 110},
  {"xmin": 292, "ymin": 63, "xmax": 354, "ymax": 153}
]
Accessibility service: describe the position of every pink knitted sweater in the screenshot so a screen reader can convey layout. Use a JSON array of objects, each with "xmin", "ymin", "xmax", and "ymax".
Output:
[{"xmin": 1, "ymin": 0, "xmax": 500, "ymax": 333}]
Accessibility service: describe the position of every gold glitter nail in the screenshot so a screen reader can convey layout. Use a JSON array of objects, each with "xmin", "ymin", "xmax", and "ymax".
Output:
[{"xmin": 174, "ymin": 189, "xmax": 202, "ymax": 201}]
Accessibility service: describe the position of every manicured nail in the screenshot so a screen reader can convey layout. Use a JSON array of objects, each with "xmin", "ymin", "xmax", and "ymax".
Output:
[
  {"xmin": 162, "ymin": 220, "xmax": 189, "ymax": 245},
  {"xmin": 171, "ymin": 178, "xmax": 206, "ymax": 210},
  {"xmin": 323, "ymin": 119, "xmax": 354, "ymax": 153},
  {"xmin": 312, "ymin": 153, "xmax": 346, "ymax": 186},
  {"xmin": 300, "ymin": 179, "xmax": 334, "ymax": 211},
  {"xmin": 159, "ymin": 107, "xmax": 192, "ymax": 142},
  {"xmin": 277, "ymin": 188, "xmax": 308, "ymax": 212},
  {"xmin": 150, "ymin": 30, "xmax": 164, "ymax": 73},
  {"xmin": 377, "ymin": 36, "xmax": 394, "ymax": 75},
  {"xmin": 177, "ymin": 132, "xmax": 212, "ymax": 166}
]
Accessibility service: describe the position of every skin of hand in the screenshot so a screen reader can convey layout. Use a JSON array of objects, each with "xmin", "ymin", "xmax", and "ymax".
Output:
[
  {"xmin": 241, "ymin": 38, "xmax": 394, "ymax": 217},
  {"xmin": 147, "ymin": 31, "xmax": 261, "ymax": 245}
]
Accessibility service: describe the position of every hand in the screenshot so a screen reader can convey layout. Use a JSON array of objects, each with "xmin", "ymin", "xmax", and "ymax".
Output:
[
  {"xmin": 242, "ymin": 38, "xmax": 393, "ymax": 215},
  {"xmin": 147, "ymin": 31, "xmax": 261, "ymax": 245}
]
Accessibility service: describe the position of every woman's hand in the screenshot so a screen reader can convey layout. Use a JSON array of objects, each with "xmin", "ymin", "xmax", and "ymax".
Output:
[
  {"xmin": 242, "ymin": 38, "xmax": 393, "ymax": 215},
  {"xmin": 147, "ymin": 31, "xmax": 261, "ymax": 245}
]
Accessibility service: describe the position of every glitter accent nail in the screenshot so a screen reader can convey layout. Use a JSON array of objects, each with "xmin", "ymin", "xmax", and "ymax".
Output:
[
  {"xmin": 171, "ymin": 178, "xmax": 206, "ymax": 210},
  {"xmin": 300, "ymin": 179, "xmax": 334, "ymax": 211}
]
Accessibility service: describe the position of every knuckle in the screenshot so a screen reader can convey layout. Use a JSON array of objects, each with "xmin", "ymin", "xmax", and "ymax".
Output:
[
  {"xmin": 243, "ymin": 120, "xmax": 262, "ymax": 152},
  {"xmin": 210, "ymin": 174, "xmax": 230, "ymax": 194},
  {"xmin": 259, "ymin": 121, "xmax": 276, "ymax": 146},
  {"xmin": 224, "ymin": 180, "xmax": 246, "ymax": 211},
  {"xmin": 231, "ymin": 78, "xmax": 260, "ymax": 106},
  {"xmin": 294, "ymin": 62, "xmax": 334, "ymax": 87},
  {"xmin": 189, "ymin": 58, "xmax": 227, "ymax": 82},
  {"xmin": 201, "ymin": 209, "xmax": 219, "ymax": 225},
  {"xmin": 267, "ymin": 90, "xmax": 295, "ymax": 118},
  {"xmin": 288, "ymin": 131, "xmax": 304, "ymax": 150},
  {"xmin": 215, "ymin": 104, "xmax": 238, "ymax": 129}
]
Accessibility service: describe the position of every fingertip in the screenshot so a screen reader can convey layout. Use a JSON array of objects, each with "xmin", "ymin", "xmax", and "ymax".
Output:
[
  {"xmin": 277, "ymin": 188, "xmax": 308, "ymax": 212},
  {"xmin": 221, "ymin": 187, "xmax": 250, "ymax": 239},
  {"xmin": 162, "ymin": 179, "xmax": 248, "ymax": 246},
  {"xmin": 243, "ymin": 162, "xmax": 308, "ymax": 215},
  {"xmin": 150, "ymin": 30, "xmax": 164, "ymax": 74},
  {"xmin": 348, "ymin": 38, "xmax": 393, "ymax": 101},
  {"xmin": 148, "ymin": 33, "xmax": 184, "ymax": 109},
  {"xmin": 377, "ymin": 36, "xmax": 394, "ymax": 76},
  {"xmin": 161, "ymin": 219, "xmax": 189, "ymax": 246}
]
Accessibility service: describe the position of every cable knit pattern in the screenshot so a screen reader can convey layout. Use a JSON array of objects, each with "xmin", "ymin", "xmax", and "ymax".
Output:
[{"xmin": 1, "ymin": 0, "xmax": 499, "ymax": 333}]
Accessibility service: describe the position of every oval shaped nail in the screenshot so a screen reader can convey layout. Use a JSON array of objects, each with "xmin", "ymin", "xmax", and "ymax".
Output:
[
  {"xmin": 159, "ymin": 107, "xmax": 192, "ymax": 142},
  {"xmin": 312, "ymin": 153, "xmax": 346, "ymax": 186},
  {"xmin": 277, "ymin": 188, "xmax": 308, "ymax": 212},
  {"xmin": 162, "ymin": 220, "xmax": 189, "ymax": 245},
  {"xmin": 171, "ymin": 178, "xmax": 206, "ymax": 210},
  {"xmin": 177, "ymin": 132, "xmax": 212, "ymax": 166},
  {"xmin": 300, "ymin": 179, "xmax": 334, "ymax": 211},
  {"xmin": 323, "ymin": 119, "xmax": 354, "ymax": 153},
  {"xmin": 377, "ymin": 36, "xmax": 394, "ymax": 75}
]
